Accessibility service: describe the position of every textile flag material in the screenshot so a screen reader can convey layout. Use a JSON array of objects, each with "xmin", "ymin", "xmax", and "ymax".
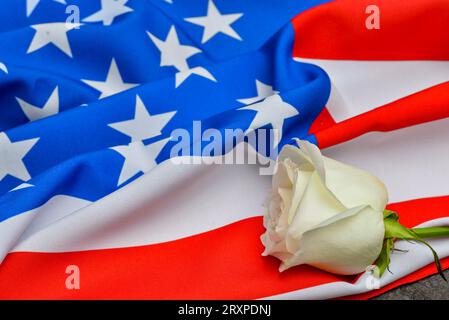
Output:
[{"xmin": 1, "ymin": 0, "xmax": 449, "ymax": 299}]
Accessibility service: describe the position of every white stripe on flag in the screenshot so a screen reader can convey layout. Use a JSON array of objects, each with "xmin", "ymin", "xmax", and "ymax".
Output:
[
  {"xmin": 6, "ymin": 148, "xmax": 271, "ymax": 255},
  {"xmin": 2, "ymin": 115, "xmax": 449, "ymax": 256},
  {"xmin": 295, "ymin": 58, "xmax": 449, "ymax": 122},
  {"xmin": 0, "ymin": 195, "xmax": 91, "ymax": 262}
]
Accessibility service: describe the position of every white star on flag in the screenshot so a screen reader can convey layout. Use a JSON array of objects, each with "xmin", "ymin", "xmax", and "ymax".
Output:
[
  {"xmin": 111, "ymin": 138, "xmax": 170, "ymax": 186},
  {"xmin": 82, "ymin": 58, "xmax": 139, "ymax": 99},
  {"xmin": 83, "ymin": 0, "xmax": 133, "ymax": 26},
  {"xmin": 148, "ymin": 26, "xmax": 216, "ymax": 87},
  {"xmin": 109, "ymin": 95, "xmax": 176, "ymax": 142},
  {"xmin": 16, "ymin": 86, "xmax": 60, "ymax": 122},
  {"xmin": 237, "ymin": 80, "xmax": 277, "ymax": 105},
  {"xmin": 175, "ymin": 67, "xmax": 216, "ymax": 88},
  {"xmin": 9, "ymin": 183, "xmax": 34, "ymax": 192},
  {"xmin": 0, "ymin": 62, "xmax": 8, "ymax": 74},
  {"xmin": 0, "ymin": 132, "xmax": 39, "ymax": 182},
  {"xmin": 239, "ymin": 94, "xmax": 299, "ymax": 145},
  {"xmin": 148, "ymin": 26, "xmax": 201, "ymax": 71},
  {"xmin": 26, "ymin": 0, "xmax": 66, "ymax": 17},
  {"xmin": 27, "ymin": 23, "xmax": 80, "ymax": 58},
  {"xmin": 184, "ymin": 0, "xmax": 243, "ymax": 43}
]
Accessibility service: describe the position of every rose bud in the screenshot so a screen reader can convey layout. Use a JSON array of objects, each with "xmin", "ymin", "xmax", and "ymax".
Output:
[{"xmin": 261, "ymin": 139, "xmax": 387, "ymax": 275}]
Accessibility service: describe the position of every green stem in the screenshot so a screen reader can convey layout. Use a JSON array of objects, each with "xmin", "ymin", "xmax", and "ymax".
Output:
[{"xmin": 412, "ymin": 226, "xmax": 449, "ymax": 239}]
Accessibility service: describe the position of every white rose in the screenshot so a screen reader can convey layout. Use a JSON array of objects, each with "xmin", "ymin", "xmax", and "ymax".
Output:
[{"xmin": 261, "ymin": 140, "xmax": 388, "ymax": 275}]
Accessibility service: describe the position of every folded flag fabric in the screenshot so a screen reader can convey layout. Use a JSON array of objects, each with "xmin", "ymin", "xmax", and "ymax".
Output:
[{"xmin": 0, "ymin": 0, "xmax": 449, "ymax": 299}]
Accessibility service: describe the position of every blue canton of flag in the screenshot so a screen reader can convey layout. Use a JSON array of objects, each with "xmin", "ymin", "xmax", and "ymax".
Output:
[{"xmin": 0, "ymin": 0, "xmax": 330, "ymax": 237}]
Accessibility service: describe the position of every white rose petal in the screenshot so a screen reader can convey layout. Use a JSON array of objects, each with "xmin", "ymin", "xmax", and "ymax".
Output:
[{"xmin": 261, "ymin": 140, "xmax": 388, "ymax": 275}]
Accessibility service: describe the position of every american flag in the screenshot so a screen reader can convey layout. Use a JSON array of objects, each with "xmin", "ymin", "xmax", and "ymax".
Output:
[{"xmin": 1, "ymin": 0, "xmax": 449, "ymax": 299}]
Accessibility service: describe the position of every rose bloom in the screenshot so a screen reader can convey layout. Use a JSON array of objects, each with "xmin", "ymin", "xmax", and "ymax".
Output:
[{"xmin": 261, "ymin": 140, "xmax": 388, "ymax": 275}]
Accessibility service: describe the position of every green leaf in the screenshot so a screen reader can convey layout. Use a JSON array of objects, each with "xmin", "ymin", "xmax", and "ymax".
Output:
[{"xmin": 375, "ymin": 238, "xmax": 393, "ymax": 278}]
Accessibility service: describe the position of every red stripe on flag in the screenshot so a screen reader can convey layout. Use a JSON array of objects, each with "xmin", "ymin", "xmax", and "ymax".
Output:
[
  {"xmin": 0, "ymin": 218, "xmax": 351, "ymax": 300},
  {"xmin": 1, "ymin": 196, "xmax": 449, "ymax": 299},
  {"xmin": 292, "ymin": 0, "xmax": 449, "ymax": 60},
  {"xmin": 315, "ymin": 82, "xmax": 449, "ymax": 149}
]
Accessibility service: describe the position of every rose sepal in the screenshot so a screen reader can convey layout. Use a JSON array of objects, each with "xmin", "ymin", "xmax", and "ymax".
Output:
[{"xmin": 375, "ymin": 210, "xmax": 449, "ymax": 281}]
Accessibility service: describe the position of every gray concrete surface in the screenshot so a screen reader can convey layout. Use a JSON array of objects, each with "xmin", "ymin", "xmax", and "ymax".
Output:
[{"xmin": 375, "ymin": 269, "xmax": 449, "ymax": 300}]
